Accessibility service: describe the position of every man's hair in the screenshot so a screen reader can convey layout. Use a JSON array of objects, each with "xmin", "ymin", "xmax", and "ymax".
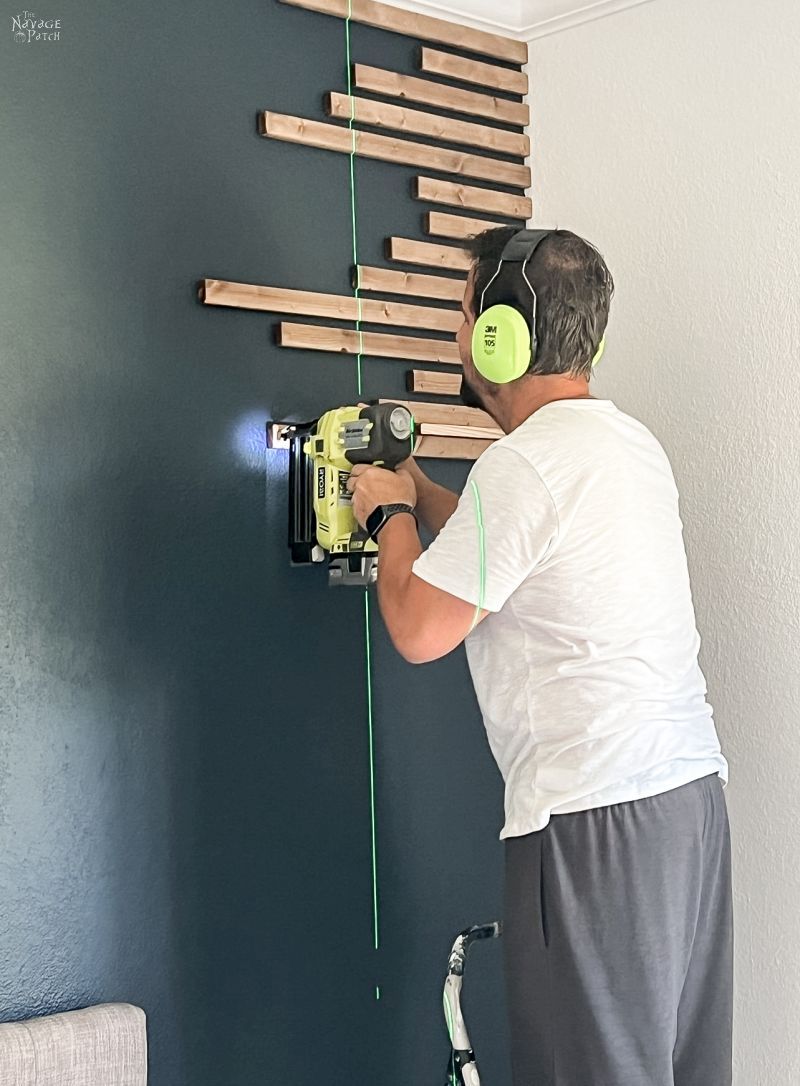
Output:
[{"xmin": 464, "ymin": 226, "xmax": 614, "ymax": 380}]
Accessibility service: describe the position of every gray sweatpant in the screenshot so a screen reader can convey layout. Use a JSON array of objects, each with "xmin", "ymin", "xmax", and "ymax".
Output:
[{"xmin": 503, "ymin": 773, "xmax": 733, "ymax": 1086}]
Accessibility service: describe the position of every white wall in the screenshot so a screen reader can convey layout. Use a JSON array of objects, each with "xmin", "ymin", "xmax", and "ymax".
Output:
[{"xmin": 526, "ymin": 1, "xmax": 800, "ymax": 1081}]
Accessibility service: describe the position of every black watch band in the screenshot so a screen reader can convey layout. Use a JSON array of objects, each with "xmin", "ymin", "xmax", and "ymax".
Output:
[{"xmin": 366, "ymin": 503, "xmax": 417, "ymax": 542}]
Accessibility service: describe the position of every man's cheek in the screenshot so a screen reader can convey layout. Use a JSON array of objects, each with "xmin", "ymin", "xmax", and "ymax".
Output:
[{"xmin": 460, "ymin": 373, "xmax": 485, "ymax": 409}]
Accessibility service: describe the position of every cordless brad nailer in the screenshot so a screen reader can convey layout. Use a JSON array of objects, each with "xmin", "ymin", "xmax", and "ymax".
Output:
[{"xmin": 276, "ymin": 402, "xmax": 414, "ymax": 586}]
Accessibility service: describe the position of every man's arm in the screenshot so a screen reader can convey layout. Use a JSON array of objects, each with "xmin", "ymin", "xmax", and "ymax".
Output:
[
  {"xmin": 374, "ymin": 514, "xmax": 488, "ymax": 664},
  {"xmin": 346, "ymin": 464, "xmax": 489, "ymax": 663},
  {"xmin": 348, "ymin": 446, "xmax": 559, "ymax": 664},
  {"xmin": 402, "ymin": 457, "xmax": 458, "ymax": 537}
]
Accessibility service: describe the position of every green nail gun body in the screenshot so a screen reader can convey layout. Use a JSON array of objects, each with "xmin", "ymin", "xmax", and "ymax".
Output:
[{"xmin": 284, "ymin": 402, "xmax": 414, "ymax": 585}]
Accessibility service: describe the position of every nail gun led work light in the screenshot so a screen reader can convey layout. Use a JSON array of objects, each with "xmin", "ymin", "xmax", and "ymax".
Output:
[{"xmin": 275, "ymin": 402, "xmax": 414, "ymax": 586}]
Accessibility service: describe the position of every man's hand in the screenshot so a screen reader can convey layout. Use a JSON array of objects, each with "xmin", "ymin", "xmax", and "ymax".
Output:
[{"xmin": 346, "ymin": 465, "xmax": 417, "ymax": 530}]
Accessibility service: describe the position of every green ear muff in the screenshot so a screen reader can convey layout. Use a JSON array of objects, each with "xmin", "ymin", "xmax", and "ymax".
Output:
[
  {"xmin": 591, "ymin": 336, "xmax": 606, "ymax": 368},
  {"xmin": 471, "ymin": 304, "xmax": 532, "ymax": 384}
]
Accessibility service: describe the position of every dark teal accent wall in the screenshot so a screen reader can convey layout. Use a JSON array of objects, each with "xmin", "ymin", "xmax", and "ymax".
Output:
[{"xmin": 2, "ymin": 3, "xmax": 522, "ymax": 1081}]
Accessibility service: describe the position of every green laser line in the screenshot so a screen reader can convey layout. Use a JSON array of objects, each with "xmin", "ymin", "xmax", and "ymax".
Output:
[
  {"xmin": 469, "ymin": 479, "xmax": 486, "ymax": 631},
  {"xmin": 364, "ymin": 589, "xmax": 379, "ymax": 952},
  {"xmin": 345, "ymin": 0, "xmax": 380, "ymax": 998},
  {"xmin": 345, "ymin": 0, "xmax": 364, "ymax": 396}
]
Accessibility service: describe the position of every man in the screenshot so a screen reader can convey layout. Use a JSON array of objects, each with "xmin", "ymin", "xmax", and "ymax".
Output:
[{"xmin": 347, "ymin": 227, "xmax": 732, "ymax": 1086}]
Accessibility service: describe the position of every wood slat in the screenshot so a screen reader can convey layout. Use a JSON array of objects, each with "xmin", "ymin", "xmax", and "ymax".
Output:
[
  {"xmin": 387, "ymin": 237, "xmax": 471, "ymax": 272},
  {"xmin": 419, "ymin": 47, "xmax": 528, "ymax": 96},
  {"xmin": 406, "ymin": 369, "xmax": 463, "ymax": 396},
  {"xmin": 200, "ymin": 279, "xmax": 460, "ymax": 333},
  {"xmin": 353, "ymin": 64, "xmax": 529, "ymax": 127},
  {"xmin": 355, "ymin": 266, "xmax": 465, "ymax": 302},
  {"xmin": 379, "ymin": 398, "xmax": 498, "ymax": 432},
  {"xmin": 278, "ymin": 0, "xmax": 527, "ymax": 65},
  {"xmin": 415, "ymin": 176, "xmax": 532, "ymax": 219},
  {"xmin": 414, "ymin": 434, "xmax": 493, "ymax": 460},
  {"xmin": 325, "ymin": 91, "xmax": 529, "ymax": 159},
  {"xmin": 426, "ymin": 211, "xmax": 508, "ymax": 240},
  {"xmin": 421, "ymin": 421, "xmax": 500, "ymax": 440},
  {"xmin": 260, "ymin": 111, "xmax": 530, "ymax": 188},
  {"xmin": 276, "ymin": 323, "xmax": 461, "ymax": 365}
]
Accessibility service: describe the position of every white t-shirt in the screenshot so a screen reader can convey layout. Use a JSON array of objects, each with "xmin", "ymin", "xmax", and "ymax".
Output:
[{"xmin": 411, "ymin": 398, "xmax": 728, "ymax": 839}]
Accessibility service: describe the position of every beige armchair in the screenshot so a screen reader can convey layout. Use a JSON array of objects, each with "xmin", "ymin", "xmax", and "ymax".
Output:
[{"xmin": 0, "ymin": 1003, "xmax": 147, "ymax": 1085}]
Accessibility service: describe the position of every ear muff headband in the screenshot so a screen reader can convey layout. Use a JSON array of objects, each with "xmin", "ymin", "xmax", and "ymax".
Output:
[
  {"xmin": 592, "ymin": 336, "xmax": 605, "ymax": 368},
  {"xmin": 471, "ymin": 229, "xmax": 606, "ymax": 384},
  {"xmin": 471, "ymin": 229, "xmax": 551, "ymax": 385}
]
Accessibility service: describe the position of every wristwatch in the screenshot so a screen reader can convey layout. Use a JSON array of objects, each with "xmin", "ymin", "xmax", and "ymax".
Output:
[{"xmin": 366, "ymin": 502, "xmax": 417, "ymax": 542}]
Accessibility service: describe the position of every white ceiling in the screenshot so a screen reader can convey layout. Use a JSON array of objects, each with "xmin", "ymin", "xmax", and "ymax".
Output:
[{"xmin": 388, "ymin": 0, "xmax": 655, "ymax": 39}]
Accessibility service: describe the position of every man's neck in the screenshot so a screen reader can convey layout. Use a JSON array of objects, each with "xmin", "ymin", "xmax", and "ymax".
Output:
[{"xmin": 488, "ymin": 376, "xmax": 594, "ymax": 433}]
